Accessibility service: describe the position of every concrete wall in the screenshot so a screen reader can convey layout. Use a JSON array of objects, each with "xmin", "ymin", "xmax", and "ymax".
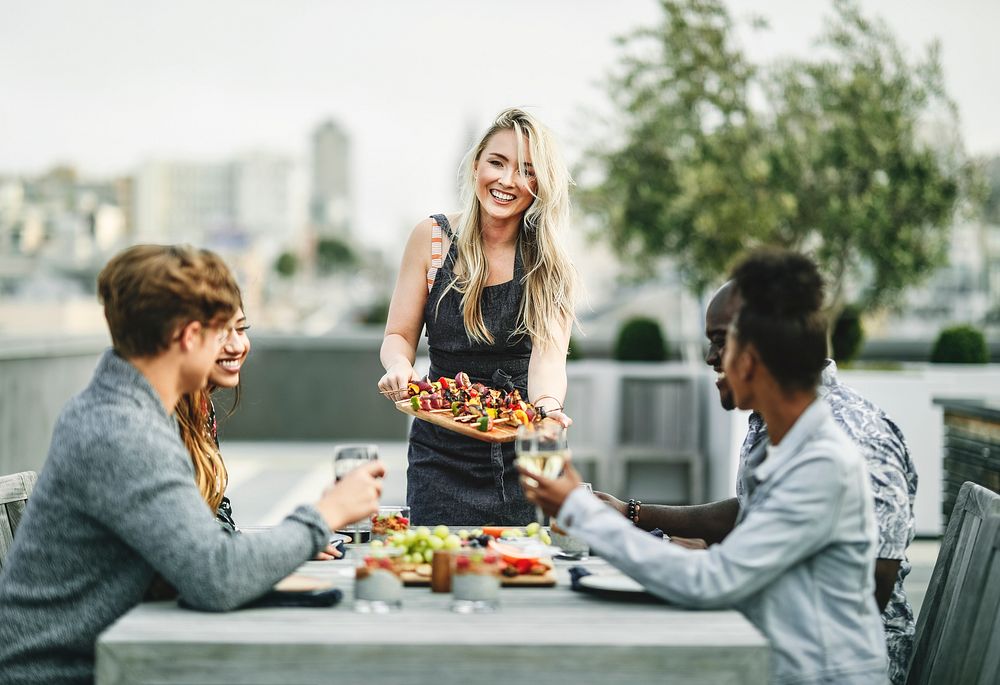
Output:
[
  {"xmin": 216, "ymin": 331, "xmax": 407, "ymax": 442},
  {"xmin": 838, "ymin": 365, "xmax": 1000, "ymax": 536},
  {"xmin": 0, "ymin": 331, "xmax": 408, "ymax": 476},
  {"xmin": 0, "ymin": 336, "xmax": 108, "ymax": 476}
]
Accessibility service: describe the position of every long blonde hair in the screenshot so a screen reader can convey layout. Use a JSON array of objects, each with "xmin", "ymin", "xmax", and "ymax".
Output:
[
  {"xmin": 176, "ymin": 389, "xmax": 229, "ymax": 512},
  {"xmin": 442, "ymin": 108, "xmax": 577, "ymax": 349}
]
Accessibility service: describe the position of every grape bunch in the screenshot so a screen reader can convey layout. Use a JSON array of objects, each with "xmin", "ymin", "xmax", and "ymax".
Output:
[{"xmin": 378, "ymin": 525, "xmax": 462, "ymax": 564}]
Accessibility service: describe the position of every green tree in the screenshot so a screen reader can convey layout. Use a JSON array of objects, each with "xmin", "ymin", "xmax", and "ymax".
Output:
[
  {"xmin": 316, "ymin": 237, "xmax": 357, "ymax": 275},
  {"xmin": 274, "ymin": 251, "xmax": 298, "ymax": 278},
  {"xmin": 581, "ymin": 0, "xmax": 974, "ymax": 326}
]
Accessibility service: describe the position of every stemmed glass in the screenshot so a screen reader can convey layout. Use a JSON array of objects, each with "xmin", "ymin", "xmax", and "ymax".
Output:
[
  {"xmin": 333, "ymin": 443, "xmax": 378, "ymax": 543},
  {"xmin": 515, "ymin": 423, "xmax": 569, "ymax": 525}
]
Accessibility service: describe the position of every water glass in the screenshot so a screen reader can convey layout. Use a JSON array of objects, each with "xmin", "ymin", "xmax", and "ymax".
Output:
[
  {"xmin": 450, "ymin": 547, "xmax": 502, "ymax": 613},
  {"xmin": 333, "ymin": 443, "xmax": 378, "ymax": 543},
  {"xmin": 550, "ymin": 482, "xmax": 592, "ymax": 560}
]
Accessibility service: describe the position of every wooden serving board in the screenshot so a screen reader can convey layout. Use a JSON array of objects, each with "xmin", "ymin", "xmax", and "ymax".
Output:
[
  {"xmin": 394, "ymin": 400, "xmax": 559, "ymax": 443},
  {"xmin": 398, "ymin": 560, "xmax": 557, "ymax": 587}
]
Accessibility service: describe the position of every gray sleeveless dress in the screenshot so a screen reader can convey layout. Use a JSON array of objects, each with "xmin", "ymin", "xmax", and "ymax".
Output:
[{"xmin": 406, "ymin": 214, "xmax": 535, "ymax": 525}]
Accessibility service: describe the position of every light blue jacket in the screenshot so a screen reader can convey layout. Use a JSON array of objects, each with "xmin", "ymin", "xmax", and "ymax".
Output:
[{"xmin": 560, "ymin": 399, "xmax": 887, "ymax": 685}]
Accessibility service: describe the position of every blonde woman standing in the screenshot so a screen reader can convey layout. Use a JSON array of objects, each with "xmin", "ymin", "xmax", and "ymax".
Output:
[{"xmin": 378, "ymin": 108, "xmax": 577, "ymax": 525}]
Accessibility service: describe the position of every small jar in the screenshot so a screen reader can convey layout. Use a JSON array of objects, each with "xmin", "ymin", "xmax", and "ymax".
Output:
[
  {"xmin": 370, "ymin": 505, "xmax": 411, "ymax": 542},
  {"xmin": 450, "ymin": 548, "xmax": 502, "ymax": 613},
  {"xmin": 354, "ymin": 548, "xmax": 404, "ymax": 613},
  {"xmin": 431, "ymin": 550, "xmax": 453, "ymax": 593}
]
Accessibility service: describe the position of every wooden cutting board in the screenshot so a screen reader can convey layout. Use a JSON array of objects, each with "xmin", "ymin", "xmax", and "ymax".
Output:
[
  {"xmin": 394, "ymin": 400, "xmax": 560, "ymax": 443},
  {"xmin": 398, "ymin": 560, "xmax": 557, "ymax": 587}
]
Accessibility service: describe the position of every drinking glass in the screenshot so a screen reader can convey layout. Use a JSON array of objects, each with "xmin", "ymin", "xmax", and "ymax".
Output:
[
  {"xmin": 450, "ymin": 547, "xmax": 502, "ymax": 613},
  {"xmin": 550, "ymin": 482, "xmax": 592, "ymax": 560},
  {"xmin": 354, "ymin": 547, "xmax": 404, "ymax": 613},
  {"xmin": 515, "ymin": 423, "xmax": 569, "ymax": 526},
  {"xmin": 333, "ymin": 443, "xmax": 378, "ymax": 543}
]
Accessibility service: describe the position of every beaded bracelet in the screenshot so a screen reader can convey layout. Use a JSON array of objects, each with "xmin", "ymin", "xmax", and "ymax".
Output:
[{"xmin": 627, "ymin": 499, "xmax": 642, "ymax": 525}]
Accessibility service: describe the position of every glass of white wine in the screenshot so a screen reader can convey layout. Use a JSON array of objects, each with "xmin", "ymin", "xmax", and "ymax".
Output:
[
  {"xmin": 332, "ymin": 443, "xmax": 378, "ymax": 543},
  {"xmin": 515, "ymin": 423, "xmax": 569, "ymax": 526}
]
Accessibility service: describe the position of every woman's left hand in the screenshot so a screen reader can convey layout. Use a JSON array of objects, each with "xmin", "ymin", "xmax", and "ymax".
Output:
[
  {"xmin": 313, "ymin": 544, "xmax": 343, "ymax": 561},
  {"xmin": 517, "ymin": 460, "xmax": 583, "ymax": 519}
]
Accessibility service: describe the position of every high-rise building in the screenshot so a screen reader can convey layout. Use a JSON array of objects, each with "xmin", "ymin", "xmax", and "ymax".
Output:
[
  {"xmin": 135, "ymin": 161, "xmax": 233, "ymax": 244},
  {"xmin": 233, "ymin": 152, "xmax": 299, "ymax": 244},
  {"xmin": 310, "ymin": 119, "xmax": 351, "ymax": 237}
]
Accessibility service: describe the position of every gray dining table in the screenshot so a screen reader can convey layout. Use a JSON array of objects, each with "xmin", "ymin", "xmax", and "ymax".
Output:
[{"xmin": 96, "ymin": 552, "xmax": 769, "ymax": 685}]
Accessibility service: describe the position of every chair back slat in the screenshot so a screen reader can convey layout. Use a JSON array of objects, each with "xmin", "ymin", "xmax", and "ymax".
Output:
[
  {"xmin": 907, "ymin": 481, "xmax": 1000, "ymax": 684},
  {"xmin": 948, "ymin": 516, "xmax": 1000, "ymax": 683},
  {"xmin": 0, "ymin": 471, "xmax": 38, "ymax": 570}
]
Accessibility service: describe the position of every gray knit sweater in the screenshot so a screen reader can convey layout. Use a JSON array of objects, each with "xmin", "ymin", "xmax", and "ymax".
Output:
[{"xmin": 0, "ymin": 350, "xmax": 329, "ymax": 684}]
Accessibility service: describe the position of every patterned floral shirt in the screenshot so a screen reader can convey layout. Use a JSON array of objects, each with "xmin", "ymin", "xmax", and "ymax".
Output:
[{"xmin": 736, "ymin": 361, "xmax": 917, "ymax": 685}]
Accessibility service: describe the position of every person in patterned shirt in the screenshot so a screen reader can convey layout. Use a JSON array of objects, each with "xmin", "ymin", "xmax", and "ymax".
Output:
[{"xmin": 597, "ymin": 280, "xmax": 918, "ymax": 684}]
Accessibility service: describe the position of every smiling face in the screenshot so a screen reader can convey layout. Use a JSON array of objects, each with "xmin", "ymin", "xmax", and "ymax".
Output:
[
  {"xmin": 474, "ymin": 128, "xmax": 538, "ymax": 223},
  {"xmin": 207, "ymin": 308, "xmax": 250, "ymax": 389},
  {"xmin": 704, "ymin": 282, "xmax": 740, "ymax": 410}
]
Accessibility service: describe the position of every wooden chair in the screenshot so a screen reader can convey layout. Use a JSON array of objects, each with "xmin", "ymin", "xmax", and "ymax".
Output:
[
  {"xmin": 0, "ymin": 470, "xmax": 38, "ymax": 570},
  {"xmin": 906, "ymin": 481, "xmax": 1000, "ymax": 684},
  {"xmin": 946, "ymin": 515, "xmax": 1000, "ymax": 684}
]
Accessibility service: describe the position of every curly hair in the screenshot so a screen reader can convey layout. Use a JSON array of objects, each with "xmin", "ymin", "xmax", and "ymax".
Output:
[{"xmin": 730, "ymin": 248, "xmax": 827, "ymax": 391}]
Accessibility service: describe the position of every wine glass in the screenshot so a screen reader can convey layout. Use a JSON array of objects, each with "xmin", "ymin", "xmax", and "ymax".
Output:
[
  {"xmin": 333, "ymin": 443, "xmax": 378, "ymax": 543},
  {"xmin": 515, "ymin": 423, "xmax": 569, "ymax": 526}
]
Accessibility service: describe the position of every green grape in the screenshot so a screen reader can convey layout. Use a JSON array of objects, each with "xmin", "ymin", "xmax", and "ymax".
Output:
[
  {"xmin": 526, "ymin": 522, "xmax": 541, "ymax": 536},
  {"xmin": 433, "ymin": 524, "xmax": 450, "ymax": 539},
  {"xmin": 457, "ymin": 529, "xmax": 470, "ymax": 540},
  {"xmin": 443, "ymin": 534, "xmax": 462, "ymax": 550},
  {"xmin": 416, "ymin": 526, "xmax": 431, "ymax": 541},
  {"xmin": 428, "ymin": 536, "xmax": 444, "ymax": 550},
  {"xmin": 540, "ymin": 531, "xmax": 551, "ymax": 545},
  {"xmin": 423, "ymin": 549, "xmax": 434, "ymax": 563},
  {"xmin": 369, "ymin": 539, "xmax": 384, "ymax": 548},
  {"xmin": 390, "ymin": 532, "xmax": 406, "ymax": 546}
]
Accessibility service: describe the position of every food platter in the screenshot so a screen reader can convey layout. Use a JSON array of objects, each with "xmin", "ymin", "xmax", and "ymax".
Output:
[
  {"xmin": 388, "ymin": 371, "xmax": 560, "ymax": 443},
  {"xmin": 395, "ymin": 400, "xmax": 560, "ymax": 443}
]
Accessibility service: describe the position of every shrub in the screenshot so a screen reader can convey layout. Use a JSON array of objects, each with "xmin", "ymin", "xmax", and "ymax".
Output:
[
  {"xmin": 275, "ymin": 251, "xmax": 298, "ymax": 278},
  {"xmin": 359, "ymin": 299, "xmax": 391, "ymax": 326},
  {"xmin": 567, "ymin": 336, "xmax": 583, "ymax": 361},
  {"xmin": 931, "ymin": 325, "xmax": 988, "ymax": 364},
  {"xmin": 831, "ymin": 304, "xmax": 864, "ymax": 364},
  {"xmin": 613, "ymin": 317, "xmax": 667, "ymax": 362}
]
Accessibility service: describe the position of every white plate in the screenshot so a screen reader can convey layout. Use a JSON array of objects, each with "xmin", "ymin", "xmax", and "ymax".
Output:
[{"xmin": 577, "ymin": 573, "xmax": 654, "ymax": 598}]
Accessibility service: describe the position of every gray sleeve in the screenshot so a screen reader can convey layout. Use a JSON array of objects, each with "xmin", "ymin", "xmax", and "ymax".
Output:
[
  {"xmin": 559, "ymin": 450, "xmax": 845, "ymax": 609},
  {"xmin": 82, "ymin": 429, "xmax": 328, "ymax": 611}
]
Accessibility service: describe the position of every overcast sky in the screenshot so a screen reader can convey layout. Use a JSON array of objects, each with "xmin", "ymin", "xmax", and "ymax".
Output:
[{"xmin": 2, "ymin": 0, "xmax": 997, "ymax": 252}]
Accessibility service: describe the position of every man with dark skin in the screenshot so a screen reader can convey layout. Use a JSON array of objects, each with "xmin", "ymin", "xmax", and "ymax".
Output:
[{"xmin": 596, "ymin": 280, "xmax": 918, "ymax": 685}]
